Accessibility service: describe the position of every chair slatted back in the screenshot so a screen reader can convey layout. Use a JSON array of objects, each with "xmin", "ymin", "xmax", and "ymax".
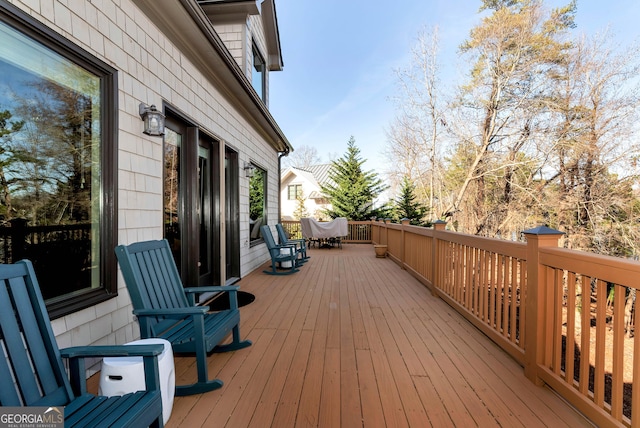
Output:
[
  {"xmin": 115, "ymin": 240, "xmax": 190, "ymax": 335},
  {"xmin": 0, "ymin": 260, "xmax": 73, "ymax": 407},
  {"xmin": 275, "ymin": 224, "xmax": 288, "ymax": 244},
  {"xmin": 260, "ymin": 226, "xmax": 280, "ymax": 256}
]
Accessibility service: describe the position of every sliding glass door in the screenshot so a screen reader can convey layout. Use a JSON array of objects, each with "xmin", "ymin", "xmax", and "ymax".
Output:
[{"xmin": 164, "ymin": 113, "xmax": 220, "ymax": 288}]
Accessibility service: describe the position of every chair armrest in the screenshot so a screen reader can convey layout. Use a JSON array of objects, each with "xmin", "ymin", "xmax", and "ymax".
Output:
[
  {"xmin": 274, "ymin": 244, "xmax": 297, "ymax": 253},
  {"xmin": 183, "ymin": 285, "xmax": 240, "ymax": 294},
  {"xmin": 133, "ymin": 306, "xmax": 209, "ymax": 317},
  {"xmin": 60, "ymin": 344, "xmax": 164, "ymax": 359},
  {"xmin": 183, "ymin": 286, "xmax": 240, "ymax": 305},
  {"xmin": 61, "ymin": 344, "xmax": 163, "ymax": 396}
]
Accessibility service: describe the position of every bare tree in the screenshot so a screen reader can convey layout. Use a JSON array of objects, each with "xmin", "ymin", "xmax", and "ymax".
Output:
[
  {"xmin": 281, "ymin": 145, "xmax": 322, "ymax": 169},
  {"xmin": 444, "ymin": 0, "xmax": 576, "ymax": 236},
  {"xmin": 0, "ymin": 109, "xmax": 25, "ymax": 222},
  {"xmin": 385, "ymin": 26, "xmax": 446, "ymax": 219},
  {"xmin": 543, "ymin": 30, "xmax": 640, "ymax": 254}
]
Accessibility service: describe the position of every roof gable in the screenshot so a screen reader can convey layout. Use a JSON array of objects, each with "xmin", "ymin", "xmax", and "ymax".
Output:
[
  {"xmin": 134, "ymin": 0, "xmax": 291, "ymax": 153},
  {"xmin": 281, "ymin": 164, "xmax": 335, "ymax": 190}
]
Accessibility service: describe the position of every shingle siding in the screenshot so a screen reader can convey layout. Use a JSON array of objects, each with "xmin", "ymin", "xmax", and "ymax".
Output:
[{"xmin": 7, "ymin": 0, "xmax": 282, "ymax": 360}]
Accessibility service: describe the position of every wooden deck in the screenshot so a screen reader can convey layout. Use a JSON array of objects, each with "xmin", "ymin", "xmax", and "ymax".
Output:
[{"xmin": 111, "ymin": 244, "xmax": 594, "ymax": 427}]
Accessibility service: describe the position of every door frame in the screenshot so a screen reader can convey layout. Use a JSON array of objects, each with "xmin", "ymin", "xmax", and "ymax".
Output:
[{"xmin": 225, "ymin": 146, "xmax": 240, "ymax": 283}]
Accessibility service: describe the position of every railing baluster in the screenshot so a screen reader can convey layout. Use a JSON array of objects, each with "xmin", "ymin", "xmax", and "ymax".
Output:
[
  {"xmin": 588, "ymin": 278, "xmax": 602, "ymax": 401},
  {"xmin": 612, "ymin": 284, "xmax": 626, "ymax": 420},
  {"xmin": 565, "ymin": 271, "xmax": 576, "ymax": 384},
  {"xmin": 579, "ymin": 275, "xmax": 606, "ymax": 395}
]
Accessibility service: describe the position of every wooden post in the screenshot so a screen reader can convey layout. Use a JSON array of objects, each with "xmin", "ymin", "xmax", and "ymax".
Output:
[
  {"xmin": 523, "ymin": 226, "xmax": 564, "ymax": 385},
  {"xmin": 401, "ymin": 218, "xmax": 409, "ymax": 269},
  {"xmin": 384, "ymin": 218, "xmax": 391, "ymax": 246},
  {"xmin": 431, "ymin": 220, "xmax": 447, "ymax": 296},
  {"xmin": 371, "ymin": 219, "xmax": 379, "ymax": 244}
]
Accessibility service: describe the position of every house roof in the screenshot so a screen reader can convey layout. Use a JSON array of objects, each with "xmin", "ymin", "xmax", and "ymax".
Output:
[
  {"xmin": 308, "ymin": 191, "xmax": 325, "ymax": 199},
  {"xmin": 132, "ymin": 0, "xmax": 292, "ymax": 154},
  {"xmin": 281, "ymin": 164, "xmax": 335, "ymax": 193},
  {"xmin": 198, "ymin": 0, "xmax": 283, "ymax": 71},
  {"xmin": 304, "ymin": 164, "xmax": 333, "ymax": 186}
]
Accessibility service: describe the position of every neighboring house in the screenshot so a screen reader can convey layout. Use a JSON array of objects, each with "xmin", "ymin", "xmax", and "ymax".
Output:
[
  {"xmin": 280, "ymin": 164, "xmax": 333, "ymax": 220},
  {"xmin": 0, "ymin": 0, "xmax": 291, "ymax": 356}
]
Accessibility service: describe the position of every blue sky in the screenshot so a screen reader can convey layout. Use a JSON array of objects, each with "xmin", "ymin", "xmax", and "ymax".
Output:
[{"xmin": 269, "ymin": 0, "xmax": 640, "ymax": 174}]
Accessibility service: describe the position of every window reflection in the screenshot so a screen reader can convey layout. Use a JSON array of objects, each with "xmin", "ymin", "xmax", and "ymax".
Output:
[
  {"xmin": 164, "ymin": 127, "xmax": 181, "ymax": 271},
  {"xmin": 249, "ymin": 166, "xmax": 266, "ymax": 241},
  {"xmin": 0, "ymin": 19, "xmax": 103, "ymax": 303}
]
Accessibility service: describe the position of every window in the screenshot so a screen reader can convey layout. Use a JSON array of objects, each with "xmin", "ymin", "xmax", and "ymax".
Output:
[
  {"xmin": 0, "ymin": 4, "xmax": 117, "ymax": 318},
  {"xmin": 251, "ymin": 43, "xmax": 266, "ymax": 102},
  {"xmin": 288, "ymin": 184, "xmax": 302, "ymax": 200},
  {"xmin": 249, "ymin": 165, "xmax": 266, "ymax": 243}
]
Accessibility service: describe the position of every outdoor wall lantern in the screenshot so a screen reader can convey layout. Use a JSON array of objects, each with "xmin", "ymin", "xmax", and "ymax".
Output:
[
  {"xmin": 244, "ymin": 162, "xmax": 256, "ymax": 177},
  {"xmin": 139, "ymin": 103, "xmax": 165, "ymax": 136}
]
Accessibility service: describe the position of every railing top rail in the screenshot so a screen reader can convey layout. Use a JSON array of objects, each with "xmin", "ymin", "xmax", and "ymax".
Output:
[
  {"xmin": 401, "ymin": 225, "xmax": 434, "ymax": 237},
  {"xmin": 540, "ymin": 246, "xmax": 640, "ymax": 289},
  {"xmin": 436, "ymin": 229, "xmax": 527, "ymax": 259},
  {"xmin": 381, "ymin": 223, "xmax": 403, "ymax": 230}
]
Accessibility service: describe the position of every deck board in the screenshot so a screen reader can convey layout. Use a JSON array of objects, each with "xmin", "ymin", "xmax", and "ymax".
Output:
[{"xmin": 89, "ymin": 243, "xmax": 593, "ymax": 427}]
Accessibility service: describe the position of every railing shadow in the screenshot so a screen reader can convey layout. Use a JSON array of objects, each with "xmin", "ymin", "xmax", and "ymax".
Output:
[{"xmin": 561, "ymin": 332, "xmax": 633, "ymax": 420}]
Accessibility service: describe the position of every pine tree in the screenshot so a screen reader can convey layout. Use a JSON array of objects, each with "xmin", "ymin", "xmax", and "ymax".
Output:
[
  {"xmin": 321, "ymin": 136, "xmax": 389, "ymax": 220},
  {"xmin": 394, "ymin": 176, "xmax": 429, "ymax": 226},
  {"xmin": 249, "ymin": 169, "xmax": 264, "ymax": 221}
]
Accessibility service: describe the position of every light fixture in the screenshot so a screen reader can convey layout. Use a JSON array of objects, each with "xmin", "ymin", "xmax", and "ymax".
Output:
[
  {"xmin": 244, "ymin": 162, "xmax": 256, "ymax": 177},
  {"xmin": 139, "ymin": 103, "xmax": 165, "ymax": 136}
]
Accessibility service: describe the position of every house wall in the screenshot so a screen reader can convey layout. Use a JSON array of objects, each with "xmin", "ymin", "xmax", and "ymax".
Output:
[
  {"xmin": 8, "ymin": 0, "xmax": 276, "ymax": 352},
  {"xmin": 281, "ymin": 173, "xmax": 327, "ymax": 220},
  {"xmin": 213, "ymin": 21, "xmax": 246, "ymax": 69},
  {"xmin": 213, "ymin": 14, "xmax": 270, "ymax": 106}
]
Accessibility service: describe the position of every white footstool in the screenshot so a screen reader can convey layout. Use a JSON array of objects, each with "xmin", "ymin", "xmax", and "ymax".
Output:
[
  {"xmin": 280, "ymin": 248, "xmax": 293, "ymax": 268},
  {"xmin": 99, "ymin": 338, "xmax": 175, "ymax": 424}
]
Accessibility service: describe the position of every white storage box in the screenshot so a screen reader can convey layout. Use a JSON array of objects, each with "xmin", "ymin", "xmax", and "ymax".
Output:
[
  {"xmin": 280, "ymin": 248, "xmax": 293, "ymax": 268},
  {"xmin": 99, "ymin": 338, "xmax": 175, "ymax": 424}
]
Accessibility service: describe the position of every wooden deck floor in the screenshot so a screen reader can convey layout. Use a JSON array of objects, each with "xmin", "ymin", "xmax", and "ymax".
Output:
[{"xmin": 131, "ymin": 244, "xmax": 594, "ymax": 427}]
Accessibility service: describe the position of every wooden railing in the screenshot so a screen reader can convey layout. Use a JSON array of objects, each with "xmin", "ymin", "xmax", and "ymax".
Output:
[
  {"xmin": 0, "ymin": 220, "xmax": 93, "ymax": 301},
  {"xmin": 371, "ymin": 219, "xmax": 640, "ymax": 428},
  {"xmin": 281, "ymin": 220, "xmax": 372, "ymax": 243}
]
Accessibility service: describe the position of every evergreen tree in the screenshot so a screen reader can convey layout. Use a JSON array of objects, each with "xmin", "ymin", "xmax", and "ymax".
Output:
[
  {"xmin": 321, "ymin": 136, "xmax": 389, "ymax": 220},
  {"xmin": 394, "ymin": 176, "xmax": 429, "ymax": 226},
  {"xmin": 249, "ymin": 169, "xmax": 264, "ymax": 221}
]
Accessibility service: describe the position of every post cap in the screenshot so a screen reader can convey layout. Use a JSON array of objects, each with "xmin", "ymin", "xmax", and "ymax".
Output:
[{"xmin": 522, "ymin": 225, "xmax": 564, "ymax": 235}]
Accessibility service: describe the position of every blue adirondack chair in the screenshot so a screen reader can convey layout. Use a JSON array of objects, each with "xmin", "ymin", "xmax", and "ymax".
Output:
[
  {"xmin": 260, "ymin": 225, "xmax": 303, "ymax": 275},
  {"xmin": 115, "ymin": 239, "xmax": 252, "ymax": 396},
  {"xmin": 276, "ymin": 223, "xmax": 309, "ymax": 261},
  {"xmin": 0, "ymin": 260, "xmax": 164, "ymax": 428}
]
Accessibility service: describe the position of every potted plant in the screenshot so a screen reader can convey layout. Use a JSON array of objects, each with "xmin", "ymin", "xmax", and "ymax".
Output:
[{"xmin": 374, "ymin": 244, "xmax": 387, "ymax": 258}]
